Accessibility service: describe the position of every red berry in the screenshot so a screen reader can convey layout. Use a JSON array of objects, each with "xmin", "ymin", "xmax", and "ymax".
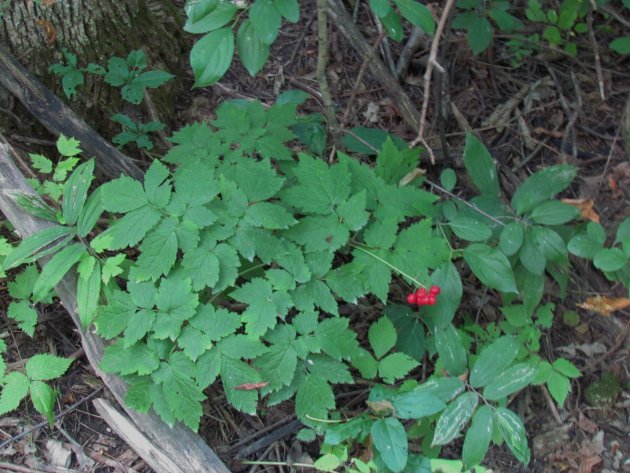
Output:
[
  {"xmin": 418, "ymin": 295, "xmax": 430, "ymax": 305},
  {"xmin": 406, "ymin": 293, "xmax": 417, "ymax": 305},
  {"xmin": 415, "ymin": 288, "xmax": 428, "ymax": 298},
  {"xmin": 427, "ymin": 295, "xmax": 437, "ymax": 305},
  {"xmin": 429, "ymin": 285, "xmax": 441, "ymax": 295}
]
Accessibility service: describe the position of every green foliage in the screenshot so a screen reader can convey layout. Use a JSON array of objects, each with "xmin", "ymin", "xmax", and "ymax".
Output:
[
  {"xmin": 49, "ymin": 48, "xmax": 105, "ymax": 99},
  {"xmin": 112, "ymin": 114, "xmax": 166, "ymax": 151}
]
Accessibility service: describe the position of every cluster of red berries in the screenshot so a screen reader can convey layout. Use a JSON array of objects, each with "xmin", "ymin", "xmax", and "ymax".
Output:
[{"xmin": 406, "ymin": 285, "xmax": 441, "ymax": 306}]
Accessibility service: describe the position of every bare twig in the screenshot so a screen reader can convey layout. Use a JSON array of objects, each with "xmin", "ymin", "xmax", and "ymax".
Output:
[
  {"xmin": 587, "ymin": 2, "xmax": 605, "ymax": 100},
  {"xmin": 316, "ymin": 0, "xmax": 341, "ymax": 149},
  {"xmin": 410, "ymin": 0, "xmax": 456, "ymax": 163},
  {"xmin": 396, "ymin": 26, "xmax": 429, "ymax": 77},
  {"xmin": 340, "ymin": 29, "xmax": 387, "ymax": 127},
  {"xmin": 541, "ymin": 384, "xmax": 563, "ymax": 425}
]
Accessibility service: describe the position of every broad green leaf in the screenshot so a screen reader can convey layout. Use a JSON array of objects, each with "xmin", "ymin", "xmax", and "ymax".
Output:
[
  {"xmin": 191, "ymin": 28, "xmax": 235, "ymax": 87},
  {"xmin": 250, "ymin": 0, "xmax": 282, "ymax": 44},
  {"xmin": 181, "ymin": 243, "xmax": 220, "ymax": 291},
  {"xmin": 449, "ymin": 217, "xmax": 492, "ymax": 242},
  {"xmin": 26, "ymin": 354, "xmax": 72, "ymax": 381},
  {"xmin": 375, "ymin": 138, "xmax": 419, "ymax": 185},
  {"xmin": 124, "ymin": 376, "xmax": 152, "ymax": 413},
  {"xmin": 133, "ymin": 218, "xmax": 179, "ymax": 281},
  {"xmin": 463, "ymin": 133, "xmax": 500, "ymax": 196},
  {"xmin": 470, "ymin": 335, "xmax": 520, "ymax": 388},
  {"xmin": 371, "ymin": 417, "xmax": 408, "ymax": 472},
  {"xmin": 314, "ymin": 317, "xmax": 359, "ymax": 360},
  {"xmin": 378, "ymin": 352, "xmax": 419, "ymax": 383},
  {"xmin": 123, "ymin": 309, "xmax": 156, "ymax": 346},
  {"xmin": 244, "ymin": 202, "xmax": 296, "ymax": 229},
  {"xmin": 231, "ymin": 278, "xmax": 289, "ymax": 337},
  {"xmin": 77, "ymin": 259, "xmax": 101, "ymax": 329},
  {"xmin": 393, "ymin": 0, "xmax": 435, "ymax": 33},
  {"xmin": 462, "ymin": 405, "xmax": 493, "ymax": 468},
  {"xmin": 184, "ymin": 0, "xmax": 237, "ymax": 33},
  {"xmin": 483, "ymin": 362, "xmax": 538, "ymax": 400},
  {"xmin": 62, "ymin": 159, "xmax": 95, "ymax": 226},
  {"xmin": 160, "ymin": 364, "xmax": 205, "ymax": 431},
  {"xmin": 101, "ymin": 176, "xmax": 147, "ymax": 212},
  {"xmin": 385, "ymin": 305, "xmax": 425, "ymax": 360},
  {"xmin": 236, "ymin": 20, "xmax": 270, "ymax": 76},
  {"xmin": 434, "ymin": 324, "xmax": 467, "ymax": 376},
  {"xmin": 463, "ymin": 243, "xmax": 518, "ymax": 293},
  {"xmin": 593, "ymin": 248, "xmax": 628, "ymax": 272},
  {"xmin": 467, "ymin": 16, "xmax": 494, "ymax": 54},
  {"xmin": 368, "ymin": 316, "xmax": 397, "ymax": 359},
  {"xmin": 100, "ymin": 341, "xmax": 160, "ymax": 376},
  {"xmin": 511, "ymin": 164, "xmax": 576, "ymax": 215},
  {"xmin": 3, "ymin": 226, "xmax": 75, "ymax": 269},
  {"xmin": 33, "ymin": 243, "xmax": 86, "ymax": 301},
  {"xmin": 56, "ymin": 135, "xmax": 81, "ymax": 157},
  {"xmin": 314, "ymin": 454, "xmax": 341, "ymax": 472},
  {"xmin": 253, "ymin": 339, "xmax": 298, "ymax": 389},
  {"xmin": 143, "ymin": 161, "xmax": 172, "ymax": 209},
  {"xmin": 498, "ymin": 222, "xmax": 524, "ymax": 256},
  {"xmin": 273, "ymin": 0, "xmax": 299, "ymax": 22},
  {"xmin": 422, "ymin": 262, "xmax": 463, "ymax": 329},
  {"xmin": 432, "ymin": 392, "xmax": 478, "ymax": 446},
  {"xmin": 101, "ymin": 254, "xmax": 126, "ymax": 284},
  {"xmin": 610, "ymin": 37, "xmax": 630, "ymax": 54},
  {"xmin": 440, "ymin": 168, "xmax": 457, "ymax": 191},
  {"xmin": 391, "ymin": 389, "xmax": 446, "ymax": 419},
  {"xmin": 381, "ymin": 9, "xmax": 404, "ymax": 41},
  {"xmin": 30, "ymin": 154, "xmax": 53, "ymax": 173},
  {"xmin": 0, "ymin": 372, "xmax": 30, "ymax": 415},
  {"xmin": 531, "ymin": 226, "xmax": 567, "ymax": 262},
  {"xmin": 494, "ymin": 407, "xmax": 530, "ymax": 464},
  {"xmin": 518, "ymin": 231, "xmax": 546, "ymax": 275},
  {"xmin": 370, "ymin": 0, "xmax": 391, "ymax": 17},
  {"xmin": 547, "ymin": 371, "xmax": 570, "ymax": 407},
  {"xmin": 7, "ymin": 301, "xmax": 38, "ymax": 337},
  {"xmin": 29, "ymin": 381, "xmax": 56, "ymax": 427},
  {"xmin": 94, "ymin": 291, "xmax": 137, "ymax": 339},
  {"xmin": 529, "ymin": 201, "xmax": 579, "ymax": 225},
  {"xmin": 351, "ymin": 348, "xmax": 378, "ymax": 379},
  {"xmin": 552, "ymin": 358, "xmax": 580, "ymax": 378},
  {"xmin": 53, "ymin": 157, "xmax": 80, "ymax": 182}
]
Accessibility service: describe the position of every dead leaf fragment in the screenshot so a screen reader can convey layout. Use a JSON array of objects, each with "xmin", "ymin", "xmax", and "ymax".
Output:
[
  {"xmin": 42, "ymin": 0, "xmax": 57, "ymax": 5},
  {"xmin": 35, "ymin": 18, "xmax": 56, "ymax": 44},
  {"xmin": 577, "ymin": 296, "xmax": 630, "ymax": 316},
  {"xmin": 561, "ymin": 198, "xmax": 600, "ymax": 223}
]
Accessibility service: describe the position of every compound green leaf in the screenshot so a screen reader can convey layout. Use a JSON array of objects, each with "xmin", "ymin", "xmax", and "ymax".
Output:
[
  {"xmin": 143, "ymin": 161, "xmax": 171, "ymax": 209},
  {"xmin": 123, "ymin": 309, "xmax": 156, "ymax": 346},
  {"xmin": 181, "ymin": 242, "xmax": 220, "ymax": 291},
  {"xmin": 178, "ymin": 325, "xmax": 213, "ymax": 361},
  {"xmin": 463, "ymin": 243, "xmax": 518, "ymax": 293},
  {"xmin": 494, "ymin": 407, "xmax": 530, "ymax": 464},
  {"xmin": 378, "ymin": 352, "xmax": 419, "ymax": 384},
  {"xmin": 161, "ymin": 367, "xmax": 205, "ymax": 431},
  {"xmin": 432, "ymin": 392, "xmax": 478, "ymax": 446},
  {"xmin": 190, "ymin": 27, "xmax": 234, "ymax": 87},
  {"xmin": 462, "ymin": 404, "xmax": 493, "ymax": 468},
  {"xmin": 351, "ymin": 348, "xmax": 378, "ymax": 379},
  {"xmin": 124, "ymin": 376, "xmax": 152, "ymax": 413},
  {"xmin": 100, "ymin": 341, "xmax": 160, "ymax": 376},
  {"xmin": 102, "ymin": 176, "xmax": 147, "ymax": 213},
  {"xmin": 156, "ymin": 276, "xmax": 199, "ymax": 321},
  {"xmin": 463, "ymin": 133, "xmax": 500, "ymax": 196},
  {"xmin": 231, "ymin": 278, "xmax": 287, "ymax": 337},
  {"xmin": 29, "ymin": 380, "xmax": 56, "ymax": 426},
  {"xmin": 483, "ymin": 362, "xmax": 538, "ymax": 400},
  {"xmin": 511, "ymin": 164, "xmax": 576, "ymax": 215},
  {"xmin": 547, "ymin": 371, "xmax": 570, "ymax": 407},
  {"xmin": 0, "ymin": 372, "xmax": 29, "ymax": 415},
  {"xmin": 245, "ymin": 202, "xmax": 297, "ymax": 229},
  {"xmin": 368, "ymin": 316, "xmax": 397, "ymax": 359},
  {"xmin": 94, "ymin": 290, "xmax": 136, "ymax": 339},
  {"xmin": 26, "ymin": 354, "xmax": 72, "ymax": 381},
  {"xmin": 552, "ymin": 358, "xmax": 580, "ymax": 378},
  {"xmin": 375, "ymin": 138, "xmax": 419, "ymax": 185},
  {"xmin": 33, "ymin": 243, "xmax": 86, "ymax": 302},
  {"xmin": 253, "ymin": 341, "xmax": 298, "ymax": 390},
  {"xmin": 470, "ymin": 335, "xmax": 520, "ymax": 388},
  {"xmin": 62, "ymin": 159, "xmax": 94, "ymax": 225},
  {"xmin": 314, "ymin": 317, "xmax": 359, "ymax": 360},
  {"xmin": 296, "ymin": 374, "xmax": 335, "ymax": 421},
  {"xmin": 236, "ymin": 20, "xmax": 270, "ymax": 76},
  {"xmin": 7, "ymin": 301, "xmax": 37, "ymax": 337},
  {"xmin": 221, "ymin": 357, "xmax": 261, "ymax": 414},
  {"xmin": 94, "ymin": 205, "xmax": 162, "ymax": 251},
  {"xmin": 56, "ymin": 135, "xmax": 81, "ymax": 157},
  {"xmin": 285, "ymin": 214, "xmax": 349, "ymax": 252},
  {"xmin": 134, "ymin": 218, "xmax": 179, "ymax": 281},
  {"xmin": 371, "ymin": 417, "xmax": 408, "ymax": 472}
]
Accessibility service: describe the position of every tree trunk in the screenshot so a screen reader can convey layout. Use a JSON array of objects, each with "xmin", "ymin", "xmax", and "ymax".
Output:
[{"xmin": 0, "ymin": 0, "xmax": 187, "ymax": 136}]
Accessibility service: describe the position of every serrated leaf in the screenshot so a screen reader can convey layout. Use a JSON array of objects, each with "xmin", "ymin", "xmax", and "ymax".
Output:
[
  {"xmin": 470, "ymin": 335, "xmax": 520, "ymax": 388},
  {"xmin": 378, "ymin": 352, "xmax": 419, "ymax": 384},
  {"xmin": 26, "ymin": 354, "xmax": 72, "ymax": 381},
  {"xmin": 552, "ymin": 358, "xmax": 580, "ymax": 378},
  {"xmin": 101, "ymin": 176, "xmax": 147, "ymax": 213},
  {"xmin": 462, "ymin": 405, "xmax": 493, "ymax": 468},
  {"xmin": 375, "ymin": 138, "xmax": 419, "ymax": 185},
  {"xmin": 432, "ymin": 392, "xmax": 478, "ymax": 446},
  {"xmin": 547, "ymin": 371, "xmax": 570, "ymax": 407},
  {"xmin": 511, "ymin": 164, "xmax": 576, "ymax": 215},
  {"xmin": 160, "ymin": 366, "xmax": 205, "ymax": 431},
  {"xmin": 221, "ymin": 357, "xmax": 261, "ymax": 414},
  {"xmin": 33, "ymin": 243, "xmax": 86, "ymax": 302},
  {"xmin": 253, "ymin": 341, "xmax": 298, "ymax": 390},
  {"xmin": 314, "ymin": 317, "xmax": 358, "ymax": 360},
  {"xmin": 124, "ymin": 376, "xmax": 152, "ymax": 413},
  {"xmin": 0, "ymin": 372, "xmax": 30, "ymax": 415},
  {"xmin": 296, "ymin": 374, "xmax": 335, "ymax": 420},
  {"xmin": 29, "ymin": 380, "xmax": 56, "ymax": 426},
  {"xmin": 123, "ymin": 309, "xmax": 156, "ymax": 346},
  {"xmin": 94, "ymin": 290, "xmax": 137, "ymax": 339},
  {"xmin": 56, "ymin": 135, "xmax": 82, "ymax": 157},
  {"xmin": 371, "ymin": 417, "xmax": 408, "ymax": 472},
  {"xmin": 100, "ymin": 341, "xmax": 160, "ymax": 376},
  {"xmin": 434, "ymin": 324, "xmax": 467, "ymax": 376},
  {"xmin": 143, "ymin": 160, "xmax": 172, "ymax": 209},
  {"xmin": 483, "ymin": 362, "xmax": 538, "ymax": 400},
  {"xmin": 368, "ymin": 316, "xmax": 397, "ymax": 359},
  {"xmin": 7, "ymin": 301, "xmax": 38, "ymax": 337},
  {"xmin": 30, "ymin": 154, "xmax": 53, "ymax": 173},
  {"xmin": 463, "ymin": 243, "xmax": 518, "ymax": 293},
  {"xmin": 133, "ymin": 218, "xmax": 179, "ymax": 281},
  {"xmin": 494, "ymin": 407, "xmax": 530, "ymax": 464},
  {"xmin": 190, "ymin": 27, "xmax": 234, "ymax": 87},
  {"xmin": 245, "ymin": 202, "xmax": 297, "ymax": 229},
  {"xmin": 62, "ymin": 159, "xmax": 94, "ymax": 225},
  {"xmin": 463, "ymin": 133, "xmax": 500, "ymax": 196},
  {"xmin": 231, "ymin": 278, "xmax": 287, "ymax": 337},
  {"xmin": 351, "ymin": 348, "xmax": 378, "ymax": 379}
]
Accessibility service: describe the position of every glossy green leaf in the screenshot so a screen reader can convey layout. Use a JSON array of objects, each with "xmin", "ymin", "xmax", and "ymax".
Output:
[
  {"xmin": 462, "ymin": 405, "xmax": 493, "ymax": 467},
  {"xmin": 529, "ymin": 201, "xmax": 579, "ymax": 225},
  {"xmin": 483, "ymin": 362, "xmax": 538, "ymax": 400},
  {"xmin": 62, "ymin": 159, "xmax": 94, "ymax": 226},
  {"xmin": 236, "ymin": 20, "xmax": 270, "ymax": 76},
  {"xmin": 494, "ymin": 407, "xmax": 530, "ymax": 464},
  {"xmin": 434, "ymin": 324, "xmax": 467, "ymax": 376},
  {"xmin": 470, "ymin": 335, "xmax": 520, "ymax": 388},
  {"xmin": 3, "ymin": 226, "xmax": 75, "ymax": 269},
  {"xmin": 29, "ymin": 381, "xmax": 56, "ymax": 427},
  {"xmin": 184, "ymin": 0, "xmax": 237, "ymax": 33},
  {"xmin": 463, "ymin": 133, "xmax": 500, "ymax": 196},
  {"xmin": 463, "ymin": 243, "xmax": 518, "ymax": 293},
  {"xmin": 499, "ymin": 222, "xmax": 524, "ymax": 256},
  {"xmin": 371, "ymin": 417, "xmax": 408, "ymax": 472},
  {"xmin": 33, "ymin": 243, "xmax": 86, "ymax": 302},
  {"xmin": 190, "ymin": 28, "xmax": 235, "ymax": 87},
  {"xmin": 511, "ymin": 164, "xmax": 576, "ymax": 215},
  {"xmin": 449, "ymin": 217, "xmax": 492, "ymax": 242},
  {"xmin": 432, "ymin": 392, "xmax": 478, "ymax": 446},
  {"xmin": 393, "ymin": 0, "xmax": 435, "ymax": 34},
  {"xmin": 250, "ymin": 0, "xmax": 282, "ymax": 45}
]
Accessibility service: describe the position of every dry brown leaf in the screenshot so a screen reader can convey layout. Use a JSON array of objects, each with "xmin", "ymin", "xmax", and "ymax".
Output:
[
  {"xmin": 577, "ymin": 296, "xmax": 630, "ymax": 316},
  {"xmin": 42, "ymin": 0, "xmax": 57, "ymax": 5},
  {"xmin": 35, "ymin": 18, "xmax": 56, "ymax": 44},
  {"xmin": 561, "ymin": 198, "xmax": 600, "ymax": 223}
]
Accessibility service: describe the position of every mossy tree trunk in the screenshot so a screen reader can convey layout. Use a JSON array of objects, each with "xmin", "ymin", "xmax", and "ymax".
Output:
[{"xmin": 0, "ymin": 0, "xmax": 187, "ymax": 137}]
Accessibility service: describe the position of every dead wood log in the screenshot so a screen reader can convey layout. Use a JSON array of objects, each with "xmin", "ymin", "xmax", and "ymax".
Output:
[
  {"xmin": 0, "ymin": 143, "xmax": 231, "ymax": 473},
  {"xmin": 0, "ymin": 46, "xmax": 143, "ymax": 180},
  {"xmin": 326, "ymin": 0, "xmax": 421, "ymax": 131}
]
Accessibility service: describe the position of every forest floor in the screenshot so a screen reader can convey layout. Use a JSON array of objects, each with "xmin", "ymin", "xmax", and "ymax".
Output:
[{"xmin": 0, "ymin": 1, "xmax": 629, "ymax": 472}]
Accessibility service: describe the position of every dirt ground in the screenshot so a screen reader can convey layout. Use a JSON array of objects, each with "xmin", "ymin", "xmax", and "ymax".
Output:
[{"xmin": 0, "ymin": 1, "xmax": 629, "ymax": 472}]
